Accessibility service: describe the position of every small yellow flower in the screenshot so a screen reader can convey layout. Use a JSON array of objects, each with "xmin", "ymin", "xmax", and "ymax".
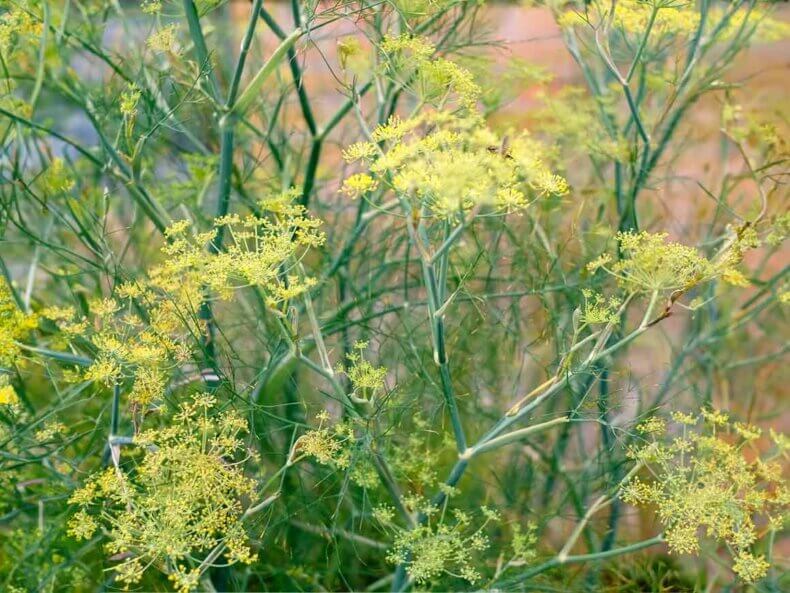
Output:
[
  {"xmin": 119, "ymin": 86, "xmax": 141, "ymax": 117},
  {"xmin": 605, "ymin": 231, "xmax": 716, "ymax": 293},
  {"xmin": 621, "ymin": 409, "xmax": 786, "ymax": 581},
  {"xmin": 701, "ymin": 407, "xmax": 729, "ymax": 426},
  {"xmin": 580, "ymin": 290, "xmax": 621, "ymax": 324},
  {"xmin": 372, "ymin": 504, "xmax": 395, "ymax": 524},
  {"xmin": 69, "ymin": 398, "xmax": 256, "ymax": 587},
  {"xmin": 35, "ymin": 421, "xmax": 66, "ymax": 442},
  {"xmin": 636, "ymin": 417, "xmax": 666, "ymax": 435},
  {"xmin": 733, "ymin": 422, "xmax": 761, "ymax": 441},
  {"xmin": 732, "ymin": 551, "xmax": 770, "ymax": 583},
  {"xmin": 0, "ymin": 279, "xmax": 38, "ymax": 366},
  {"xmin": 147, "ymin": 25, "xmax": 179, "ymax": 54},
  {"xmin": 0, "ymin": 384, "xmax": 19, "ymax": 406},
  {"xmin": 586, "ymin": 253, "xmax": 612, "ymax": 273},
  {"xmin": 141, "ymin": 0, "xmax": 162, "ymax": 14},
  {"xmin": 337, "ymin": 36, "xmax": 372, "ymax": 79},
  {"xmin": 344, "ymin": 109, "xmax": 566, "ymax": 219},
  {"xmin": 342, "ymin": 141, "xmax": 377, "ymax": 163},
  {"xmin": 769, "ymin": 429, "xmax": 789, "ymax": 453},
  {"xmin": 721, "ymin": 268, "xmax": 750, "ymax": 287},
  {"xmin": 67, "ymin": 510, "xmax": 97, "ymax": 540},
  {"xmin": 343, "ymin": 341, "xmax": 388, "ymax": 394},
  {"xmin": 341, "ymin": 173, "xmax": 378, "ymax": 198},
  {"xmin": 671, "ymin": 411, "xmax": 698, "ymax": 425}
]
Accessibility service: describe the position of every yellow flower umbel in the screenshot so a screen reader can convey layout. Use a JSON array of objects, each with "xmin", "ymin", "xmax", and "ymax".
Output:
[
  {"xmin": 348, "ymin": 37, "xmax": 569, "ymax": 217},
  {"xmin": 341, "ymin": 172, "xmax": 378, "ymax": 199},
  {"xmin": 68, "ymin": 394, "xmax": 258, "ymax": 591},
  {"xmin": 559, "ymin": 1, "xmax": 789, "ymax": 44},
  {"xmin": 69, "ymin": 292, "xmax": 192, "ymax": 408},
  {"xmin": 338, "ymin": 340, "xmax": 388, "ymax": 400},
  {"xmin": 342, "ymin": 111, "xmax": 568, "ymax": 219},
  {"xmin": 158, "ymin": 207, "xmax": 324, "ymax": 306},
  {"xmin": 38, "ymin": 158, "xmax": 75, "ymax": 196},
  {"xmin": 146, "ymin": 24, "xmax": 180, "ymax": 54},
  {"xmin": 621, "ymin": 410, "xmax": 788, "ymax": 583},
  {"xmin": 337, "ymin": 36, "xmax": 372, "ymax": 80},
  {"xmin": 588, "ymin": 226, "xmax": 761, "ymax": 300},
  {"xmin": 588, "ymin": 231, "xmax": 719, "ymax": 294},
  {"xmin": 0, "ymin": 279, "xmax": 38, "ymax": 367},
  {"xmin": 612, "ymin": 231, "xmax": 716, "ymax": 293},
  {"xmin": 65, "ymin": 200, "xmax": 323, "ymax": 408},
  {"xmin": 580, "ymin": 289, "xmax": 622, "ymax": 325},
  {"xmin": 0, "ymin": 3, "xmax": 43, "ymax": 62},
  {"xmin": 384, "ymin": 506, "xmax": 499, "ymax": 585},
  {"xmin": 0, "ymin": 377, "xmax": 19, "ymax": 407},
  {"xmin": 297, "ymin": 413, "xmax": 379, "ymax": 489},
  {"xmin": 379, "ymin": 34, "xmax": 480, "ymax": 110}
]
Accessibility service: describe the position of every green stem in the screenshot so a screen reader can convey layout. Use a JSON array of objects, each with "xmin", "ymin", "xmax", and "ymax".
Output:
[
  {"xmin": 299, "ymin": 137, "xmax": 323, "ymax": 207},
  {"xmin": 469, "ymin": 416, "xmax": 569, "ymax": 458},
  {"xmin": 182, "ymin": 0, "xmax": 221, "ymax": 102},
  {"xmin": 210, "ymin": 122, "xmax": 235, "ymax": 251},
  {"xmin": 227, "ymin": 0, "xmax": 265, "ymax": 108},
  {"xmin": 495, "ymin": 535, "xmax": 664, "ymax": 587},
  {"xmin": 230, "ymin": 28, "xmax": 304, "ymax": 117},
  {"xmin": 258, "ymin": 5, "xmax": 318, "ymax": 136},
  {"xmin": 625, "ymin": 6, "xmax": 658, "ymax": 83},
  {"xmin": 16, "ymin": 343, "xmax": 92, "ymax": 367}
]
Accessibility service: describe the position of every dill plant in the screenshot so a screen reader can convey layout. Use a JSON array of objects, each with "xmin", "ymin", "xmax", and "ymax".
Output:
[{"xmin": 0, "ymin": 0, "xmax": 788, "ymax": 591}]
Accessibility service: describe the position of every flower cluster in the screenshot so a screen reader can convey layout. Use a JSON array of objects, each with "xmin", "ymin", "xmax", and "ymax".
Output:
[
  {"xmin": 56, "ymin": 204, "xmax": 321, "ymax": 407},
  {"xmin": 384, "ymin": 507, "xmax": 499, "ymax": 585},
  {"xmin": 0, "ymin": 279, "xmax": 38, "ymax": 367},
  {"xmin": 511, "ymin": 521, "xmax": 538, "ymax": 564},
  {"xmin": 38, "ymin": 158, "xmax": 75, "ymax": 196},
  {"xmin": 392, "ymin": 0, "xmax": 455, "ymax": 21},
  {"xmin": 68, "ymin": 394, "xmax": 258, "ymax": 591},
  {"xmin": 603, "ymin": 0, "xmax": 699, "ymax": 37},
  {"xmin": 0, "ymin": 2, "xmax": 42, "ymax": 61},
  {"xmin": 342, "ymin": 111, "xmax": 568, "ymax": 218},
  {"xmin": 389, "ymin": 416, "xmax": 450, "ymax": 489},
  {"xmin": 379, "ymin": 34, "xmax": 480, "ymax": 110},
  {"xmin": 0, "ymin": 376, "xmax": 19, "ymax": 407},
  {"xmin": 45, "ymin": 288, "xmax": 193, "ymax": 408},
  {"xmin": 146, "ymin": 24, "xmax": 180, "ymax": 54},
  {"xmin": 766, "ymin": 212, "xmax": 789, "ymax": 248},
  {"xmin": 716, "ymin": 5, "xmax": 790, "ymax": 43},
  {"xmin": 621, "ymin": 409, "xmax": 788, "ymax": 583},
  {"xmin": 159, "ymin": 208, "xmax": 323, "ymax": 305},
  {"xmin": 580, "ymin": 289, "xmax": 621, "ymax": 325},
  {"xmin": 298, "ymin": 413, "xmax": 380, "ymax": 489},
  {"xmin": 587, "ymin": 230, "xmax": 755, "ymax": 294},
  {"xmin": 559, "ymin": 1, "xmax": 790, "ymax": 43},
  {"xmin": 337, "ymin": 340, "xmax": 388, "ymax": 397},
  {"xmin": 142, "ymin": 0, "xmax": 162, "ymax": 15},
  {"xmin": 590, "ymin": 231, "xmax": 714, "ymax": 292}
]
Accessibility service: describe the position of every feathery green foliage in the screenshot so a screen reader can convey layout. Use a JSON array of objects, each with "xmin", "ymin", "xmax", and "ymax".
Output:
[{"xmin": 0, "ymin": 0, "xmax": 788, "ymax": 591}]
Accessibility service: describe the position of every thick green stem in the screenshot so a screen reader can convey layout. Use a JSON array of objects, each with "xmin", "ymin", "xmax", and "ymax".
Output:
[
  {"xmin": 210, "ymin": 122, "xmax": 235, "ymax": 251},
  {"xmin": 227, "ymin": 0, "xmax": 265, "ymax": 108},
  {"xmin": 182, "ymin": 0, "xmax": 221, "ymax": 102},
  {"xmin": 495, "ymin": 535, "xmax": 664, "ymax": 587},
  {"xmin": 231, "ymin": 28, "xmax": 304, "ymax": 117},
  {"xmin": 299, "ymin": 137, "xmax": 323, "ymax": 207}
]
